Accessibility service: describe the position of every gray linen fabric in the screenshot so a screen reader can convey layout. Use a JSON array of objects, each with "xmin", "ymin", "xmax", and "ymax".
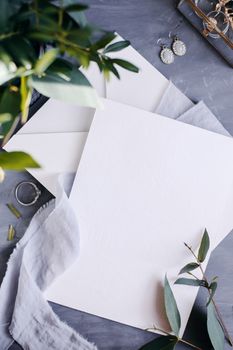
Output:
[
  {"xmin": 156, "ymin": 81, "xmax": 230, "ymax": 137},
  {"xmin": 0, "ymin": 175, "xmax": 97, "ymax": 350},
  {"xmin": 0, "ymin": 81, "xmax": 230, "ymax": 350},
  {"xmin": 156, "ymin": 81, "xmax": 194, "ymax": 119}
]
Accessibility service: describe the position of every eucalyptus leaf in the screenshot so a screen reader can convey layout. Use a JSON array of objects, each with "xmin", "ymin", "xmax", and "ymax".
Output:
[
  {"xmin": 34, "ymin": 49, "xmax": 59, "ymax": 76},
  {"xmin": 164, "ymin": 275, "xmax": 181, "ymax": 336},
  {"xmin": 175, "ymin": 278, "xmax": 207, "ymax": 287},
  {"xmin": 207, "ymin": 282, "xmax": 218, "ymax": 306},
  {"xmin": 111, "ymin": 58, "xmax": 139, "ymax": 73},
  {"xmin": 139, "ymin": 336, "xmax": 178, "ymax": 350},
  {"xmin": 0, "ymin": 151, "xmax": 40, "ymax": 170},
  {"xmin": 207, "ymin": 302, "xmax": 224, "ymax": 350},
  {"xmin": 31, "ymin": 61, "xmax": 102, "ymax": 108},
  {"xmin": 198, "ymin": 229, "xmax": 210, "ymax": 263},
  {"xmin": 104, "ymin": 40, "xmax": 130, "ymax": 54},
  {"xmin": 179, "ymin": 262, "xmax": 199, "ymax": 275}
]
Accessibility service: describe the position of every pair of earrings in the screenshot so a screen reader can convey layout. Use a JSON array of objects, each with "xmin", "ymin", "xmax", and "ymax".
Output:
[{"xmin": 159, "ymin": 36, "xmax": 187, "ymax": 65}]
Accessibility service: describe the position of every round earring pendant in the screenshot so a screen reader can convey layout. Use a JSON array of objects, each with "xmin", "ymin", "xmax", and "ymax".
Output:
[
  {"xmin": 172, "ymin": 39, "xmax": 187, "ymax": 56},
  {"xmin": 160, "ymin": 47, "xmax": 174, "ymax": 65}
]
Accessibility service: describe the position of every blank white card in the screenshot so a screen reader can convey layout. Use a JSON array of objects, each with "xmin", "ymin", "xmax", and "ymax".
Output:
[{"xmin": 45, "ymin": 99, "xmax": 233, "ymax": 335}]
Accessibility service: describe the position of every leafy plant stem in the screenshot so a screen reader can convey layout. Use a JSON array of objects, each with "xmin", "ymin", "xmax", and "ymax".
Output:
[
  {"xmin": 187, "ymin": 271, "xmax": 199, "ymax": 280},
  {"xmin": 33, "ymin": 0, "xmax": 39, "ymax": 28},
  {"xmin": 58, "ymin": 0, "xmax": 64, "ymax": 28},
  {"xmin": 148, "ymin": 326, "xmax": 203, "ymax": 350},
  {"xmin": 185, "ymin": 243, "xmax": 233, "ymax": 346},
  {"xmin": 178, "ymin": 338, "xmax": 203, "ymax": 350},
  {"xmin": 0, "ymin": 32, "xmax": 20, "ymax": 40}
]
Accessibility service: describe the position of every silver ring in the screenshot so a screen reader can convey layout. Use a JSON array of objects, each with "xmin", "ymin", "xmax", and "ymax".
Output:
[
  {"xmin": 203, "ymin": 10, "xmax": 230, "ymax": 39},
  {"xmin": 15, "ymin": 181, "xmax": 41, "ymax": 206}
]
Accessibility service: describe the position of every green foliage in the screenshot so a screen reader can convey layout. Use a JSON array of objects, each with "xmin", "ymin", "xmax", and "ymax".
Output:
[
  {"xmin": 178, "ymin": 262, "xmax": 199, "ymax": 275},
  {"xmin": 207, "ymin": 302, "xmax": 225, "ymax": 350},
  {"xmin": 141, "ymin": 231, "xmax": 232, "ymax": 350},
  {"xmin": 0, "ymin": 151, "xmax": 40, "ymax": 170},
  {"xmin": 0, "ymin": 0, "xmax": 138, "ymax": 172},
  {"xmin": 175, "ymin": 278, "xmax": 207, "ymax": 287},
  {"xmin": 164, "ymin": 275, "xmax": 181, "ymax": 336},
  {"xmin": 139, "ymin": 336, "xmax": 178, "ymax": 350},
  {"xmin": 198, "ymin": 229, "xmax": 210, "ymax": 262}
]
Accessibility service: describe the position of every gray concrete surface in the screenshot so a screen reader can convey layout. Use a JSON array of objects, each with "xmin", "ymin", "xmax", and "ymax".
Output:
[{"xmin": 2, "ymin": 1, "xmax": 233, "ymax": 349}]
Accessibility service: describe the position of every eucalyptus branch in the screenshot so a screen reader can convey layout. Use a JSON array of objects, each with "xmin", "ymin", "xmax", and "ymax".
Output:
[
  {"xmin": 184, "ymin": 242, "xmax": 233, "ymax": 346},
  {"xmin": 147, "ymin": 325, "xmax": 203, "ymax": 350}
]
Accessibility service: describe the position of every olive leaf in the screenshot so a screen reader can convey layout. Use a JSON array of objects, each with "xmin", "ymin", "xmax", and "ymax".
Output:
[
  {"xmin": 20, "ymin": 76, "xmax": 32, "ymax": 124},
  {"xmin": 198, "ymin": 229, "xmax": 210, "ymax": 263},
  {"xmin": 64, "ymin": 4, "xmax": 88, "ymax": 12},
  {"xmin": 207, "ymin": 281, "xmax": 218, "ymax": 306},
  {"xmin": 103, "ymin": 40, "xmax": 131, "ymax": 54},
  {"xmin": 207, "ymin": 302, "xmax": 225, "ymax": 350},
  {"xmin": 111, "ymin": 58, "xmax": 139, "ymax": 73},
  {"xmin": 164, "ymin": 275, "xmax": 181, "ymax": 336},
  {"xmin": 91, "ymin": 32, "xmax": 116, "ymax": 51},
  {"xmin": 0, "ymin": 113, "xmax": 12, "ymax": 124},
  {"xmin": 175, "ymin": 278, "xmax": 207, "ymax": 287},
  {"xmin": 139, "ymin": 336, "xmax": 178, "ymax": 350},
  {"xmin": 34, "ymin": 49, "xmax": 59, "ymax": 76},
  {"xmin": 0, "ymin": 151, "xmax": 40, "ymax": 170},
  {"xmin": 31, "ymin": 60, "xmax": 102, "ymax": 108},
  {"xmin": 178, "ymin": 262, "xmax": 199, "ymax": 275}
]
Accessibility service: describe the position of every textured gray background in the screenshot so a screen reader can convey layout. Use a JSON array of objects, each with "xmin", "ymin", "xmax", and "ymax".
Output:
[{"xmin": 1, "ymin": 0, "xmax": 232, "ymax": 349}]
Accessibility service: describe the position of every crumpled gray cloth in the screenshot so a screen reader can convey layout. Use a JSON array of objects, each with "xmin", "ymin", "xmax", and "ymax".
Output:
[
  {"xmin": 156, "ymin": 81, "xmax": 231, "ymax": 137},
  {"xmin": 0, "ymin": 175, "xmax": 97, "ymax": 350},
  {"xmin": 156, "ymin": 81, "xmax": 194, "ymax": 119},
  {"xmin": 0, "ymin": 80, "xmax": 230, "ymax": 350}
]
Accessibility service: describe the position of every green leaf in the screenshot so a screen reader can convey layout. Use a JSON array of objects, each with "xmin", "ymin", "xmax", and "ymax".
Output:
[
  {"xmin": 111, "ymin": 58, "xmax": 139, "ymax": 73},
  {"xmin": 179, "ymin": 263, "xmax": 200, "ymax": 275},
  {"xmin": 139, "ymin": 336, "xmax": 178, "ymax": 350},
  {"xmin": 20, "ymin": 76, "xmax": 32, "ymax": 124},
  {"xmin": 28, "ymin": 31, "xmax": 55, "ymax": 43},
  {"xmin": 3, "ymin": 37, "xmax": 36, "ymax": 69},
  {"xmin": 0, "ymin": 151, "xmax": 40, "ymax": 170},
  {"xmin": 34, "ymin": 49, "xmax": 59, "ymax": 76},
  {"xmin": 64, "ymin": 4, "xmax": 88, "ymax": 12},
  {"xmin": 207, "ymin": 282, "xmax": 218, "ymax": 306},
  {"xmin": 31, "ymin": 59, "xmax": 102, "ymax": 108},
  {"xmin": 198, "ymin": 229, "xmax": 210, "ymax": 263},
  {"xmin": 103, "ymin": 58, "xmax": 120, "ymax": 79},
  {"xmin": 62, "ymin": 0, "xmax": 87, "ymax": 26},
  {"xmin": 0, "ymin": 113, "xmax": 12, "ymax": 124},
  {"xmin": 0, "ymin": 87, "xmax": 21, "ymax": 136},
  {"xmin": 91, "ymin": 32, "xmax": 116, "ymax": 51},
  {"xmin": 104, "ymin": 40, "xmax": 130, "ymax": 54},
  {"xmin": 207, "ymin": 302, "xmax": 224, "ymax": 350},
  {"xmin": 175, "ymin": 278, "xmax": 207, "ymax": 287},
  {"xmin": 164, "ymin": 275, "xmax": 181, "ymax": 336}
]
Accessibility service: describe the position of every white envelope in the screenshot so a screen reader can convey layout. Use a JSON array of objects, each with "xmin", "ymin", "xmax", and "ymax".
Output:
[
  {"xmin": 45, "ymin": 98, "xmax": 233, "ymax": 336},
  {"xmin": 5, "ymin": 37, "xmax": 172, "ymax": 195}
]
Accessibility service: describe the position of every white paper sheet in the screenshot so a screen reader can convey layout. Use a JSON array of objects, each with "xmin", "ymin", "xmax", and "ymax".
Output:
[
  {"xmin": 5, "ymin": 132, "xmax": 88, "ymax": 196},
  {"xmin": 45, "ymin": 99, "xmax": 233, "ymax": 336}
]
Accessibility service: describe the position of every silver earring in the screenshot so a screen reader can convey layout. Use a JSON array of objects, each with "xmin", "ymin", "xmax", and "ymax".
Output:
[
  {"xmin": 159, "ymin": 44, "xmax": 175, "ymax": 65},
  {"xmin": 172, "ymin": 36, "xmax": 187, "ymax": 56}
]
